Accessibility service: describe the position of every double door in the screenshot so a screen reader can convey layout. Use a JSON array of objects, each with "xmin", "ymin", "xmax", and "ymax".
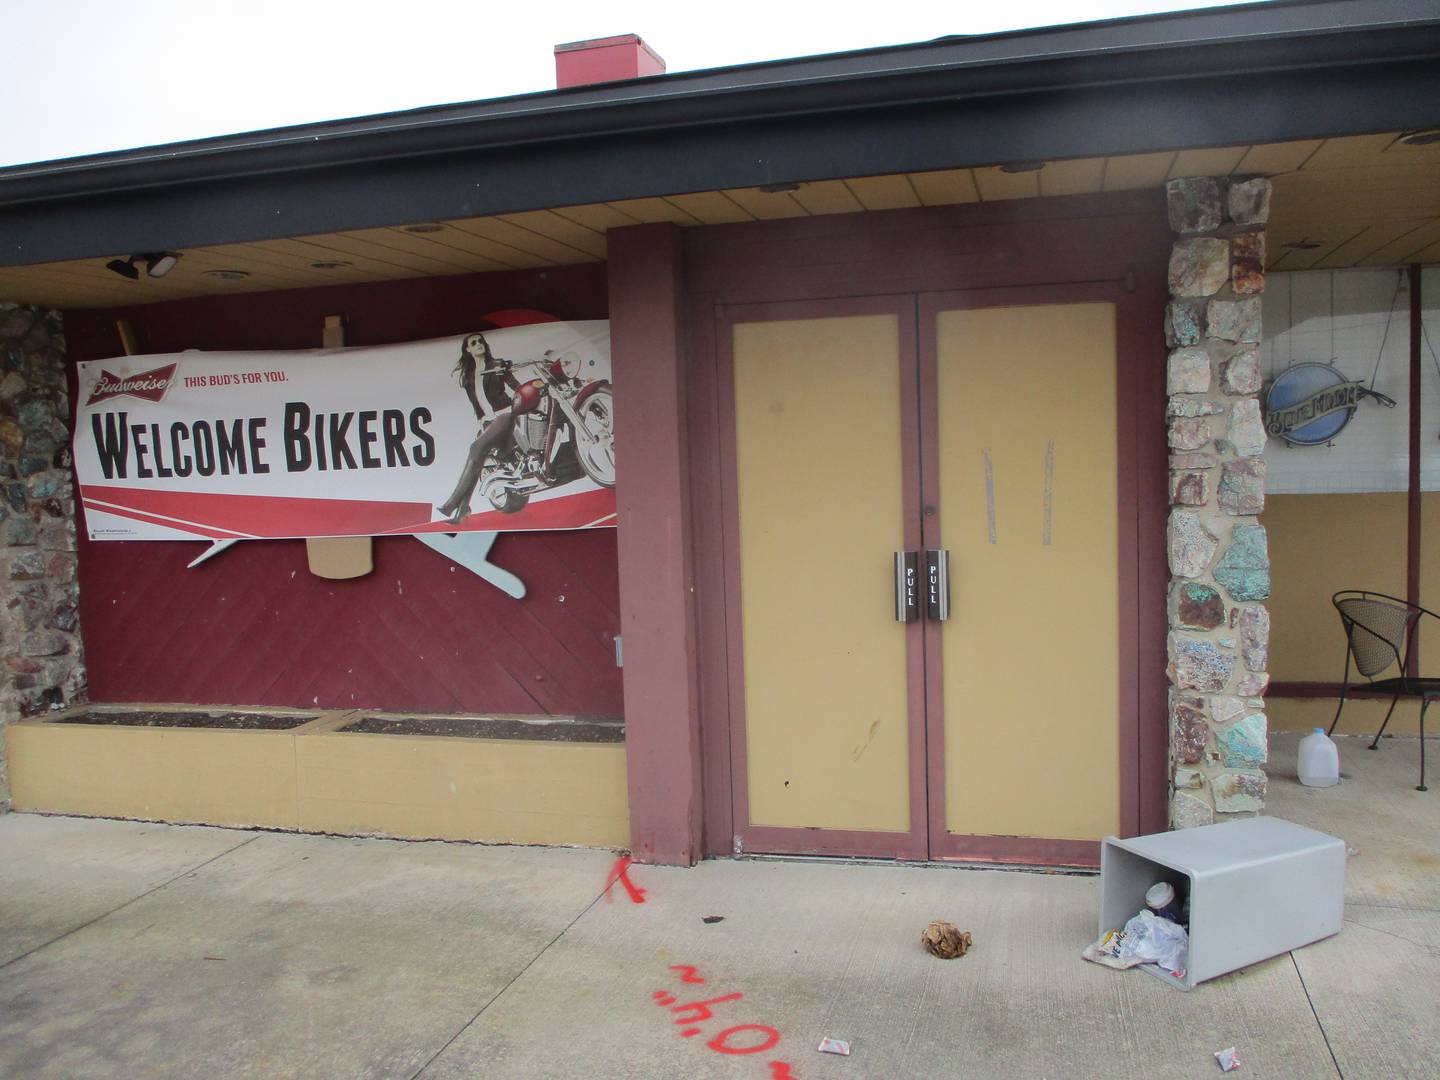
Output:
[{"xmin": 722, "ymin": 287, "xmax": 1125, "ymax": 863}]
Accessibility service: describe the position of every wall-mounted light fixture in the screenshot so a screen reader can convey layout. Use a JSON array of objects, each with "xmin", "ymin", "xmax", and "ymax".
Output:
[
  {"xmin": 105, "ymin": 252, "xmax": 182, "ymax": 280},
  {"xmin": 105, "ymin": 257, "xmax": 140, "ymax": 280},
  {"xmin": 146, "ymin": 252, "xmax": 180, "ymax": 278}
]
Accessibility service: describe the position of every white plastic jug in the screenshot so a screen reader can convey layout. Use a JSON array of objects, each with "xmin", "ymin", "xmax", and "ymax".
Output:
[{"xmin": 1298, "ymin": 727, "xmax": 1340, "ymax": 787}]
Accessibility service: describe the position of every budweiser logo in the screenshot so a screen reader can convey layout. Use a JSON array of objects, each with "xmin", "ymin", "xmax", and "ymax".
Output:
[{"xmin": 86, "ymin": 363, "xmax": 178, "ymax": 406}]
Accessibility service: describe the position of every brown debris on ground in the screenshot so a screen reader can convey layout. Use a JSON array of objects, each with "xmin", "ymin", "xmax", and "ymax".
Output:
[{"xmin": 920, "ymin": 920, "xmax": 972, "ymax": 959}]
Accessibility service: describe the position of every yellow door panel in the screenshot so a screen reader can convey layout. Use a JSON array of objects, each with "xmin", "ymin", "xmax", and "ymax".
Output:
[
  {"xmin": 936, "ymin": 303, "xmax": 1120, "ymax": 840},
  {"xmin": 733, "ymin": 315, "xmax": 911, "ymax": 832}
]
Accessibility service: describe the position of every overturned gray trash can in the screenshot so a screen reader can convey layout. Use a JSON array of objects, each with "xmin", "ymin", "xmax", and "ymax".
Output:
[{"xmin": 1100, "ymin": 816, "xmax": 1345, "ymax": 990}]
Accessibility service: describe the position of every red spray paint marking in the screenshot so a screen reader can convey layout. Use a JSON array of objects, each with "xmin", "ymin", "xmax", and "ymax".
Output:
[
  {"xmin": 652, "ymin": 964, "xmax": 798, "ymax": 1079},
  {"xmin": 670, "ymin": 992, "xmax": 743, "ymax": 1025},
  {"xmin": 602, "ymin": 856, "xmax": 646, "ymax": 904},
  {"xmin": 707, "ymin": 1025, "xmax": 781, "ymax": 1056}
]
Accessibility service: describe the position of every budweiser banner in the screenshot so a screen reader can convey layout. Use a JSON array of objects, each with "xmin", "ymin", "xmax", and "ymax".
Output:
[{"xmin": 74, "ymin": 322, "xmax": 616, "ymax": 541}]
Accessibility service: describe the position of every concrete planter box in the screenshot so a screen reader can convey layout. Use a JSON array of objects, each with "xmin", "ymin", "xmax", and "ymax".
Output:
[{"xmin": 6, "ymin": 705, "xmax": 628, "ymax": 848}]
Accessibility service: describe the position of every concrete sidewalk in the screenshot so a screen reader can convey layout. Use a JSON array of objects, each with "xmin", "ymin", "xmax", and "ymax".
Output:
[{"xmin": 1, "ymin": 734, "xmax": 1435, "ymax": 1079}]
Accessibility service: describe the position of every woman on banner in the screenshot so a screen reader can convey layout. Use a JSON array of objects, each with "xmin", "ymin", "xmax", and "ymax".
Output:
[{"xmin": 436, "ymin": 332, "xmax": 518, "ymax": 524}]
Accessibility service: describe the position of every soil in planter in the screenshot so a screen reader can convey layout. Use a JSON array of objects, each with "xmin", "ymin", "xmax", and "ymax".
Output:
[
  {"xmin": 53, "ymin": 710, "xmax": 316, "ymax": 731},
  {"xmin": 340, "ymin": 715, "xmax": 624, "ymax": 744}
]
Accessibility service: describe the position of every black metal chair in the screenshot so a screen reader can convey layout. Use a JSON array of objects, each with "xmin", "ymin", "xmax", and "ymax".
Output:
[{"xmin": 1328, "ymin": 590, "xmax": 1440, "ymax": 791}]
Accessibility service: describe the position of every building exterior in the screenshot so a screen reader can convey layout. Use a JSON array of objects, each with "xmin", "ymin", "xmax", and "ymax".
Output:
[{"xmin": 1, "ymin": 1, "xmax": 1437, "ymax": 866}]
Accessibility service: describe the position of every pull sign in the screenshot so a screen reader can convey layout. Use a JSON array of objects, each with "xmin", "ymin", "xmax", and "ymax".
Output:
[
  {"xmin": 894, "ymin": 551, "xmax": 919, "ymax": 622},
  {"xmin": 925, "ymin": 549, "xmax": 950, "ymax": 621}
]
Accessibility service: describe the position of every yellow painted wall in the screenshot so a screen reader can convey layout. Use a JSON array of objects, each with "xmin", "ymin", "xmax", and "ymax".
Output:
[
  {"xmin": 1269, "ymin": 696, "xmax": 1422, "ymax": 738},
  {"xmin": 296, "ymin": 734, "xmax": 628, "ymax": 847},
  {"xmin": 7, "ymin": 723, "xmax": 300, "ymax": 828},
  {"xmin": 733, "ymin": 314, "xmax": 912, "ymax": 832},
  {"xmin": 1265, "ymin": 492, "xmax": 1434, "ymax": 735},
  {"xmin": 5, "ymin": 720, "xmax": 629, "ymax": 847},
  {"xmin": 937, "ymin": 303, "xmax": 1120, "ymax": 840},
  {"xmin": 1426, "ymin": 491, "xmax": 1440, "ymax": 630}
]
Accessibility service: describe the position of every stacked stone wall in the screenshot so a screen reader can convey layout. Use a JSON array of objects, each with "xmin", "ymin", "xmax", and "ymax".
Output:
[
  {"xmin": 0, "ymin": 302, "xmax": 85, "ymax": 809},
  {"xmin": 1164, "ymin": 176, "xmax": 1272, "ymax": 828}
]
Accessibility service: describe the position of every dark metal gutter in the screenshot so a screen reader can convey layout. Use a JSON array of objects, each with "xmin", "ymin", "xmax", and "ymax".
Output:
[{"xmin": 4, "ymin": 0, "xmax": 1440, "ymax": 267}]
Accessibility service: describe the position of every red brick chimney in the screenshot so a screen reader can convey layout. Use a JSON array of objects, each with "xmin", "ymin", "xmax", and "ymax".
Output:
[{"xmin": 554, "ymin": 34, "xmax": 666, "ymax": 89}]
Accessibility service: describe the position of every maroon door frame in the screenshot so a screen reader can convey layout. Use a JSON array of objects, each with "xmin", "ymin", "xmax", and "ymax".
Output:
[
  {"xmin": 681, "ymin": 192, "xmax": 1171, "ymax": 863},
  {"xmin": 715, "ymin": 293, "xmax": 930, "ymax": 860},
  {"xmin": 711, "ymin": 283, "xmax": 1152, "ymax": 865}
]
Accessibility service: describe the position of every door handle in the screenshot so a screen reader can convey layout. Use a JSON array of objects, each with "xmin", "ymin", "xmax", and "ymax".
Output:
[
  {"xmin": 925, "ymin": 549, "xmax": 950, "ymax": 621},
  {"xmin": 894, "ymin": 551, "xmax": 919, "ymax": 622}
]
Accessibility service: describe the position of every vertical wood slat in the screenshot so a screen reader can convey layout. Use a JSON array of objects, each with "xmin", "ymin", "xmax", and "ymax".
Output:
[
  {"xmin": 306, "ymin": 315, "xmax": 375, "ymax": 581},
  {"xmin": 116, "ymin": 319, "xmax": 140, "ymax": 356}
]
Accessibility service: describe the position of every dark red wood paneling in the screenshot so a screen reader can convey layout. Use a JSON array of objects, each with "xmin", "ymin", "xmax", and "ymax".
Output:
[{"xmin": 68, "ymin": 265, "xmax": 622, "ymax": 716}]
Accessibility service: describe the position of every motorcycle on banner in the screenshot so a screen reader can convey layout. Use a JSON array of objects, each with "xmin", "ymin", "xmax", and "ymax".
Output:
[{"xmin": 467, "ymin": 350, "xmax": 615, "ymax": 516}]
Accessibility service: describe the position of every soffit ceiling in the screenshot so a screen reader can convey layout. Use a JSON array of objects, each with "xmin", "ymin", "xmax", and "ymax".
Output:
[{"xmin": 1, "ymin": 131, "xmax": 1436, "ymax": 311}]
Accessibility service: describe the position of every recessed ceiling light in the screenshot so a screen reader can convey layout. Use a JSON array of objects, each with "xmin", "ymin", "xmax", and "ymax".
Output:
[
  {"xmin": 1396, "ymin": 129, "xmax": 1440, "ymax": 147},
  {"xmin": 403, "ymin": 223, "xmax": 445, "ymax": 233},
  {"xmin": 1000, "ymin": 160, "xmax": 1048, "ymax": 174},
  {"xmin": 757, "ymin": 182, "xmax": 801, "ymax": 194},
  {"xmin": 310, "ymin": 260, "xmax": 353, "ymax": 270},
  {"xmin": 203, "ymin": 269, "xmax": 251, "ymax": 281}
]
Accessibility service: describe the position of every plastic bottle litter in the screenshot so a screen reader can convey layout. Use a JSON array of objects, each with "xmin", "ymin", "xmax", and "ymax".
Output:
[
  {"xmin": 1298, "ymin": 727, "xmax": 1341, "ymax": 788},
  {"xmin": 1145, "ymin": 881, "xmax": 1183, "ymax": 924}
]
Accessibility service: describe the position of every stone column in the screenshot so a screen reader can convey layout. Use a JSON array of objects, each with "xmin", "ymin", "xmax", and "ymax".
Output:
[
  {"xmin": 1164, "ymin": 177, "xmax": 1272, "ymax": 828},
  {"xmin": 0, "ymin": 302, "xmax": 85, "ymax": 810}
]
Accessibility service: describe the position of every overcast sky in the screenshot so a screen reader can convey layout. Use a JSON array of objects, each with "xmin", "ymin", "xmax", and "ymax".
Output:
[{"xmin": 2, "ymin": 0, "xmax": 1261, "ymax": 168}]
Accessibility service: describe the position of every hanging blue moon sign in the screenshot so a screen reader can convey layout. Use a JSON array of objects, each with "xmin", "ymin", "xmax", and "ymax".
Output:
[{"xmin": 1263, "ymin": 362, "xmax": 1396, "ymax": 446}]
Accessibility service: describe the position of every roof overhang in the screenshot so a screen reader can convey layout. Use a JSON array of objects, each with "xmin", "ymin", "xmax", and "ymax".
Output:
[{"xmin": 3, "ymin": 0, "xmax": 1439, "ymax": 271}]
